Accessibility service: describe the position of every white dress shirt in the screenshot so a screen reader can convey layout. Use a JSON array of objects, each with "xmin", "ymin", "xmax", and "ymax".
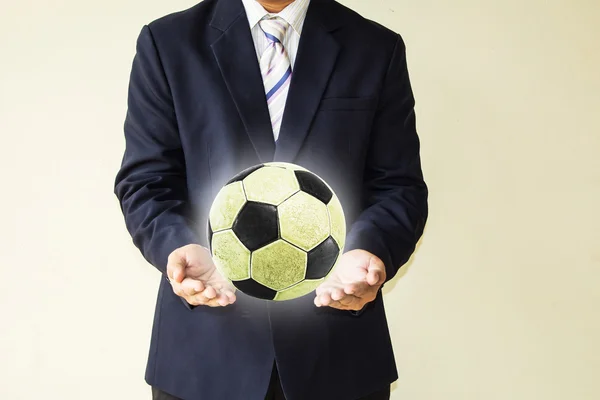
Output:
[{"xmin": 241, "ymin": 0, "xmax": 310, "ymax": 69}]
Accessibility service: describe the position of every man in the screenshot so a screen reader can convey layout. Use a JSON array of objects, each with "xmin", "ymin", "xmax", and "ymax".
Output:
[{"xmin": 114, "ymin": 0, "xmax": 428, "ymax": 398}]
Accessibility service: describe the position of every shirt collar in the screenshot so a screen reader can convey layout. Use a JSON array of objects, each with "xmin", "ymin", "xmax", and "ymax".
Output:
[{"xmin": 241, "ymin": 0, "xmax": 311, "ymax": 35}]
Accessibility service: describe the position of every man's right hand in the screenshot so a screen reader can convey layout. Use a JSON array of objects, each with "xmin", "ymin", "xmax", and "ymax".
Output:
[{"xmin": 167, "ymin": 244, "xmax": 236, "ymax": 307}]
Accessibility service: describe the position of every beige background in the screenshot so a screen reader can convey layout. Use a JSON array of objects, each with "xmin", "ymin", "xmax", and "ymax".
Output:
[{"xmin": 1, "ymin": 0, "xmax": 599, "ymax": 398}]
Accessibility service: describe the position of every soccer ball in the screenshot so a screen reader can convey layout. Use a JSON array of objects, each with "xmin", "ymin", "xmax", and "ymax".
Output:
[{"xmin": 207, "ymin": 162, "xmax": 346, "ymax": 301}]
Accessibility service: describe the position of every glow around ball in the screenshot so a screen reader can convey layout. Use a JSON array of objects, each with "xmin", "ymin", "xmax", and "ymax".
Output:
[{"xmin": 207, "ymin": 162, "xmax": 346, "ymax": 301}]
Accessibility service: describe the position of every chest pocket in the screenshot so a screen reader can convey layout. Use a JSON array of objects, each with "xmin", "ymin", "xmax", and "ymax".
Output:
[
  {"xmin": 304, "ymin": 96, "xmax": 376, "ymax": 166},
  {"xmin": 318, "ymin": 96, "xmax": 377, "ymax": 111}
]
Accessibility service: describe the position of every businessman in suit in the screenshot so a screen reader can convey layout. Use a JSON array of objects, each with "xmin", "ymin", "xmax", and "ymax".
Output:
[{"xmin": 114, "ymin": 0, "xmax": 428, "ymax": 399}]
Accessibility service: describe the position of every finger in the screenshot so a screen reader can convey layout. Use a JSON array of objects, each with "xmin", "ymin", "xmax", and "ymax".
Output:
[
  {"xmin": 367, "ymin": 259, "xmax": 386, "ymax": 286},
  {"xmin": 317, "ymin": 292, "xmax": 334, "ymax": 307},
  {"xmin": 202, "ymin": 294, "xmax": 233, "ymax": 308},
  {"xmin": 223, "ymin": 290, "xmax": 237, "ymax": 304},
  {"xmin": 366, "ymin": 270, "xmax": 382, "ymax": 286},
  {"xmin": 202, "ymin": 286, "xmax": 217, "ymax": 300},
  {"xmin": 330, "ymin": 288, "xmax": 346, "ymax": 302},
  {"xmin": 315, "ymin": 294, "xmax": 362, "ymax": 311},
  {"xmin": 187, "ymin": 289, "xmax": 234, "ymax": 308},
  {"xmin": 314, "ymin": 296, "xmax": 321, "ymax": 307},
  {"xmin": 191, "ymin": 297, "xmax": 218, "ymax": 307},
  {"xmin": 315, "ymin": 287, "xmax": 368, "ymax": 311},
  {"xmin": 315, "ymin": 285, "xmax": 326, "ymax": 296},
  {"xmin": 181, "ymin": 278, "xmax": 204, "ymax": 296},
  {"xmin": 188, "ymin": 291, "xmax": 213, "ymax": 306},
  {"xmin": 344, "ymin": 281, "xmax": 370, "ymax": 297},
  {"xmin": 316, "ymin": 281, "xmax": 341, "ymax": 296},
  {"xmin": 216, "ymin": 292, "xmax": 230, "ymax": 307},
  {"xmin": 167, "ymin": 251, "xmax": 187, "ymax": 283}
]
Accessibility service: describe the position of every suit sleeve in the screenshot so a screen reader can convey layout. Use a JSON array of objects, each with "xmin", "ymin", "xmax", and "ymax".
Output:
[
  {"xmin": 344, "ymin": 34, "xmax": 428, "ymax": 284},
  {"xmin": 114, "ymin": 25, "xmax": 199, "ymax": 274}
]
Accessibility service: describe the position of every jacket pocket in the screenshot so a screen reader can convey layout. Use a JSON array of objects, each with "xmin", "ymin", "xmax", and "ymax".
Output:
[{"xmin": 318, "ymin": 96, "xmax": 377, "ymax": 111}]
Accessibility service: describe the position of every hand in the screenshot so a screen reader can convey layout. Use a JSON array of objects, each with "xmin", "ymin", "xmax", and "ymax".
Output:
[
  {"xmin": 167, "ymin": 244, "xmax": 236, "ymax": 307},
  {"xmin": 314, "ymin": 249, "xmax": 386, "ymax": 311}
]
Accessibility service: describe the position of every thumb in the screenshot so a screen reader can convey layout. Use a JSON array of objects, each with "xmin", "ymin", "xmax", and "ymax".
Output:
[
  {"xmin": 167, "ymin": 250, "xmax": 187, "ymax": 283},
  {"xmin": 366, "ymin": 256, "xmax": 386, "ymax": 286}
]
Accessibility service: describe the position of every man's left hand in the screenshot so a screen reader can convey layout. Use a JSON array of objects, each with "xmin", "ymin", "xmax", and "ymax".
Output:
[{"xmin": 314, "ymin": 249, "xmax": 386, "ymax": 311}]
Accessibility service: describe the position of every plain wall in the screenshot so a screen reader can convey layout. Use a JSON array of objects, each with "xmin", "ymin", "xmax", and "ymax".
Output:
[{"xmin": 1, "ymin": 0, "xmax": 599, "ymax": 398}]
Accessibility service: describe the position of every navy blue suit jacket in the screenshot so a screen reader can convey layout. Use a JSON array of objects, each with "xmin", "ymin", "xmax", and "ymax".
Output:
[{"xmin": 114, "ymin": 0, "xmax": 428, "ymax": 399}]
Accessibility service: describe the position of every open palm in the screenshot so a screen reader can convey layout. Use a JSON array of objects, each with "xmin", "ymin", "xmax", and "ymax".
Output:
[
  {"xmin": 315, "ymin": 249, "xmax": 386, "ymax": 311},
  {"xmin": 168, "ymin": 244, "xmax": 236, "ymax": 307},
  {"xmin": 186, "ymin": 259, "xmax": 233, "ymax": 293}
]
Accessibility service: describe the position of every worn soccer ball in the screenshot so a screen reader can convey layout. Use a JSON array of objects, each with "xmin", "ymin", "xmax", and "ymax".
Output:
[{"xmin": 207, "ymin": 162, "xmax": 346, "ymax": 301}]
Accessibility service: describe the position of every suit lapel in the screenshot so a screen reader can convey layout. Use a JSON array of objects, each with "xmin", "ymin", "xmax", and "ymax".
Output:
[
  {"xmin": 210, "ymin": 0, "xmax": 275, "ymax": 163},
  {"xmin": 274, "ymin": 0, "xmax": 341, "ymax": 162}
]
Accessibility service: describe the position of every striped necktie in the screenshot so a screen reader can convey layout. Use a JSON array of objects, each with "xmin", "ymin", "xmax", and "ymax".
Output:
[{"xmin": 259, "ymin": 17, "xmax": 292, "ymax": 142}]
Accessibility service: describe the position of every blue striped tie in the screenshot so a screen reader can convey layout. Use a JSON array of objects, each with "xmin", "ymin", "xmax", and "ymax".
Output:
[{"xmin": 259, "ymin": 17, "xmax": 292, "ymax": 142}]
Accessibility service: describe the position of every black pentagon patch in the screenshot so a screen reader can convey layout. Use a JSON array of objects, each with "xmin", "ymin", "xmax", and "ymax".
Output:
[
  {"xmin": 227, "ymin": 164, "xmax": 264, "ymax": 185},
  {"xmin": 295, "ymin": 170, "xmax": 333, "ymax": 204},
  {"xmin": 306, "ymin": 236, "xmax": 340, "ymax": 279},
  {"xmin": 207, "ymin": 220, "xmax": 214, "ymax": 251},
  {"xmin": 232, "ymin": 202, "xmax": 279, "ymax": 251},
  {"xmin": 233, "ymin": 279, "xmax": 277, "ymax": 300}
]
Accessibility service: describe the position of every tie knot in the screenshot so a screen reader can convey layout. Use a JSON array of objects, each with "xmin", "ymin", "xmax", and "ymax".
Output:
[{"xmin": 259, "ymin": 17, "xmax": 289, "ymax": 44}]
